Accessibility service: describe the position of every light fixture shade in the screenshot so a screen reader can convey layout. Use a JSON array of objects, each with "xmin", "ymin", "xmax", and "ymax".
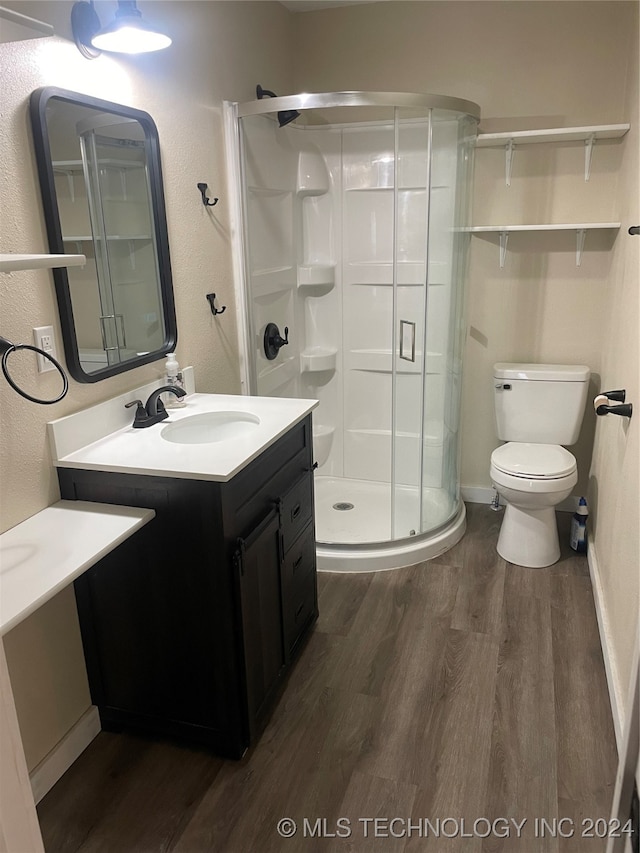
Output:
[{"xmin": 90, "ymin": 1, "xmax": 170, "ymax": 54}]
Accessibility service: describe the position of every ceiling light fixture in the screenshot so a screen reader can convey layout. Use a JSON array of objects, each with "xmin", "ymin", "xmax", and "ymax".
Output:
[{"xmin": 71, "ymin": 1, "xmax": 171, "ymax": 59}]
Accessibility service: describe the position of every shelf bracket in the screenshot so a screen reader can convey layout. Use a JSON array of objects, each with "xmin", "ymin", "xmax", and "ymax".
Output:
[
  {"xmin": 66, "ymin": 171, "xmax": 75, "ymax": 204},
  {"xmin": 576, "ymin": 228, "xmax": 587, "ymax": 266},
  {"xmin": 584, "ymin": 133, "xmax": 595, "ymax": 182},
  {"xmin": 505, "ymin": 139, "xmax": 514, "ymax": 187},
  {"xmin": 499, "ymin": 230, "xmax": 509, "ymax": 268}
]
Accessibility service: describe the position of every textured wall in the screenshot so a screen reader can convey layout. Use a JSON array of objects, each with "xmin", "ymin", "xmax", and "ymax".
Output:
[
  {"xmin": 0, "ymin": 0, "xmax": 293, "ymax": 770},
  {"xmin": 588, "ymin": 1, "xmax": 639, "ymax": 733}
]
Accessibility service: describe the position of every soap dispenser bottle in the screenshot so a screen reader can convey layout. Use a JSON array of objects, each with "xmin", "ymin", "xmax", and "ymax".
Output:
[
  {"xmin": 570, "ymin": 497, "xmax": 588, "ymax": 553},
  {"xmin": 163, "ymin": 353, "xmax": 186, "ymax": 408}
]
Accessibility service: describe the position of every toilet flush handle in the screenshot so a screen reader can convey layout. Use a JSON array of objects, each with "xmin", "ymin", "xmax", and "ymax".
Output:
[{"xmin": 495, "ymin": 383, "xmax": 512, "ymax": 390}]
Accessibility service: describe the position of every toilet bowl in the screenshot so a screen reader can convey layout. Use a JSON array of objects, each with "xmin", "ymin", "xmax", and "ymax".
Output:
[
  {"xmin": 490, "ymin": 442, "xmax": 577, "ymax": 567},
  {"xmin": 490, "ymin": 362, "xmax": 590, "ymax": 568}
]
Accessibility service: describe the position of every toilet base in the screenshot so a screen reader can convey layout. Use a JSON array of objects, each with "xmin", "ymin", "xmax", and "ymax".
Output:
[{"xmin": 497, "ymin": 503, "xmax": 560, "ymax": 568}]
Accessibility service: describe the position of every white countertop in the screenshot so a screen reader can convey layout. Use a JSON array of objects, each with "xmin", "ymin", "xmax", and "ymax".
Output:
[
  {"xmin": 49, "ymin": 393, "xmax": 318, "ymax": 482},
  {"xmin": 0, "ymin": 501, "xmax": 155, "ymax": 635}
]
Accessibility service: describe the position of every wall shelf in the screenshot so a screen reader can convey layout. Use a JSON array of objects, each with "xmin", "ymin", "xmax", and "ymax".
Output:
[
  {"xmin": 0, "ymin": 253, "xmax": 86, "ymax": 273},
  {"xmin": 0, "ymin": 6, "xmax": 53, "ymax": 42},
  {"xmin": 468, "ymin": 223, "xmax": 621, "ymax": 268},
  {"xmin": 53, "ymin": 159, "xmax": 143, "ymax": 172},
  {"xmin": 476, "ymin": 123, "xmax": 630, "ymax": 184}
]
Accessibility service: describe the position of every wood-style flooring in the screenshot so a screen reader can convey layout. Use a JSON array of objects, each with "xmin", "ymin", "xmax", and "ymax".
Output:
[{"xmin": 37, "ymin": 504, "xmax": 618, "ymax": 852}]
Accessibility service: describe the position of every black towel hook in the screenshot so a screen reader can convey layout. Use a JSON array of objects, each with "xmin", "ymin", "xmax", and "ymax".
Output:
[
  {"xmin": 206, "ymin": 293, "xmax": 226, "ymax": 316},
  {"xmin": 197, "ymin": 182, "xmax": 218, "ymax": 207}
]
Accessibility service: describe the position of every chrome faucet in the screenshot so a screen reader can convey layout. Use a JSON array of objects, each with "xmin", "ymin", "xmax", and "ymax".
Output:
[{"xmin": 125, "ymin": 386, "xmax": 187, "ymax": 428}]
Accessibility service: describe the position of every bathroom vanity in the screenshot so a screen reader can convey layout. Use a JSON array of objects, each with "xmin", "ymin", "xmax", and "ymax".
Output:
[{"xmin": 50, "ymin": 389, "xmax": 318, "ymax": 758}]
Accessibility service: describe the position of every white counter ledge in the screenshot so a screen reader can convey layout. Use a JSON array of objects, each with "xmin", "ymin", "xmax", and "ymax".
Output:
[
  {"xmin": 0, "ymin": 501, "xmax": 155, "ymax": 635},
  {"xmin": 49, "ymin": 392, "xmax": 318, "ymax": 482}
]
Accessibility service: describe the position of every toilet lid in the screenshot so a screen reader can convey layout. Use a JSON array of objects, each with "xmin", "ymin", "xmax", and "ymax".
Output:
[{"xmin": 491, "ymin": 443, "xmax": 576, "ymax": 479}]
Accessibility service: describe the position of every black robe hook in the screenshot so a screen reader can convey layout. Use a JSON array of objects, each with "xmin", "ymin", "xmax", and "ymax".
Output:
[
  {"xmin": 206, "ymin": 293, "xmax": 226, "ymax": 316},
  {"xmin": 197, "ymin": 182, "xmax": 218, "ymax": 207}
]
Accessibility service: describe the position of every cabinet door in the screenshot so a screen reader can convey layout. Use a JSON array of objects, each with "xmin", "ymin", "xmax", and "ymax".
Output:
[{"xmin": 235, "ymin": 508, "xmax": 285, "ymax": 739}]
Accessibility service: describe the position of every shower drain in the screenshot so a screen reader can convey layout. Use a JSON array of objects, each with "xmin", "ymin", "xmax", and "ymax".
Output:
[{"xmin": 332, "ymin": 502, "xmax": 355, "ymax": 511}]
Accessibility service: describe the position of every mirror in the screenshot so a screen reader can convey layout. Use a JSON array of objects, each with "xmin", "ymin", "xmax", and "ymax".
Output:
[{"xmin": 30, "ymin": 87, "xmax": 177, "ymax": 382}]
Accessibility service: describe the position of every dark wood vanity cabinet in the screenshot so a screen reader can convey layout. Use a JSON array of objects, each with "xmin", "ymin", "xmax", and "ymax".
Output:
[{"xmin": 59, "ymin": 415, "xmax": 317, "ymax": 759}]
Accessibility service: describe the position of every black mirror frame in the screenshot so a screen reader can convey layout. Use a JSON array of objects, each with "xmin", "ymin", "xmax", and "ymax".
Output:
[{"xmin": 29, "ymin": 87, "xmax": 177, "ymax": 383}]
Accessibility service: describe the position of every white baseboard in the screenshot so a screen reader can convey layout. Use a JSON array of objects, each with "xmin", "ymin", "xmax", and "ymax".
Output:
[
  {"xmin": 461, "ymin": 485, "xmax": 582, "ymax": 513},
  {"xmin": 586, "ymin": 542, "xmax": 624, "ymax": 748},
  {"xmin": 29, "ymin": 705, "xmax": 101, "ymax": 805}
]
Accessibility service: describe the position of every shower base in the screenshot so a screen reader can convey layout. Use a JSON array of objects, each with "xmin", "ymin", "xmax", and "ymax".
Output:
[{"xmin": 314, "ymin": 475, "xmax": 466, "ymax": 572}]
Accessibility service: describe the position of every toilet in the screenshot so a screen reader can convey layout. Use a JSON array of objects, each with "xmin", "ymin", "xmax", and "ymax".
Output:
[{"xmin": 490, "ymin": 363, "xmax": 590, "ymax": 568}]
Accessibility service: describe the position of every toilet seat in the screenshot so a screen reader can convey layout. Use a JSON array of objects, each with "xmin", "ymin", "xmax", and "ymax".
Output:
[{"xmin": 491, "ymin": 442, "xmax": 576, "ymax": 479}]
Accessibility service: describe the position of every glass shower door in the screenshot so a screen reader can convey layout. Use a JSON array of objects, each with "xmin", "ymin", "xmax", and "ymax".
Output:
[
  {"xmin": 391, "ymin": 108, "xmax": 431, "ymax": 539},
  {"xmin": 425, "ymin": 112, "xmax": 477, "ymax": 528}
]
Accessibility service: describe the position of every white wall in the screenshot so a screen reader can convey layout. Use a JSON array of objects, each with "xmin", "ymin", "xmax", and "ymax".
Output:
[
  {"xmin": 0, "ymin": 0, "xmax": 293, "ymax": 771},
  {"xmin": 588, "ymin": 1, "xmax": 639, "ymax": 738}
]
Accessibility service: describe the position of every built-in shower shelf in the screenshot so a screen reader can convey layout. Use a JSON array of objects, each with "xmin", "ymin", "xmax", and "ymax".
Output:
[
  {"xmin": 345, "ymin": 261, "xmax": 450, "ymax": 286},
  {"xmin": 345, "ymin": 185, "xmax": 434, "ymax": 192},
  {"xmin": 257, "ymin": 357, "xmax": 298, "ymax": 396},
  {"xmin": 312, "ymin": 424, "xmax": 335, "ymax": 468},
  {"xmin": 347, "ymin": 348, "xmax": 444, "ymax": 374},
  {"xmin": 468, "ymin": 222, "xmax": 621, "ymax": 267},
  {"xmin": 297, "ymin": 187, "xmax": 329, "ymax": 198},
  {"xmin": 300, "ymin": 347, "xmax": 338, "ymax": 373},
  {"xmin": 297, "ymin": 264, "xmax": 335, "ymax": 289},
  {"xmin": 251, "ymin": 266, "xmax": 295, "ymax": 297},
  {"xmin": 476, "ymin": 123, "xmax": 630, "ymax": 184},
  {"xmin": 247, "ymin": 186, "xmax": 291, "ymax": 197},
  {"xmin": 297, "ymin": 150, "xmax": 330, "ymax": 196}
]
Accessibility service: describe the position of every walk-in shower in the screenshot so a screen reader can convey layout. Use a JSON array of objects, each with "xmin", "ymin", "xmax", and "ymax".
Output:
[{"xmin": 225, "ymin": 91, "xmax": 480, "ymax": 570}]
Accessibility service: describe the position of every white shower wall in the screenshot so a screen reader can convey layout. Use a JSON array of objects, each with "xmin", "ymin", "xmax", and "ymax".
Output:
[{"xmin": 242, "ymin": 113, "xmax": 462, "ymax": 499}]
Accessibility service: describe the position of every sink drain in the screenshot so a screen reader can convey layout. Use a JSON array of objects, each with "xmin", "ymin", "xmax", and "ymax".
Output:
[{"xmin": 333, "ymin": 502, "xmax": 354, "ymax": 511}]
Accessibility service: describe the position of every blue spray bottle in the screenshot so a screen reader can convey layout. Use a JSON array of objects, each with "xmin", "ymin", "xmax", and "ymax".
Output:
[{"xmin": 570, "ymin": 497, "xmax": 588, "ymax": 553}]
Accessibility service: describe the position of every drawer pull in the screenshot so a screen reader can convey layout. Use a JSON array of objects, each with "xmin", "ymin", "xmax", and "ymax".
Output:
[
  {"xmin": 295, "ymin": 602, "xmax": 305, "ymax": 619},
  {"xmin": 291, "ymin": 503, "xmax": 301, "ymax": 521}
]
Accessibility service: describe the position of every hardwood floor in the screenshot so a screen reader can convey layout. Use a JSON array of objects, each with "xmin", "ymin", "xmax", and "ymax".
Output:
[{"xmin": 37, "ymin": 504, "xmax": 618, "ymax": 853}]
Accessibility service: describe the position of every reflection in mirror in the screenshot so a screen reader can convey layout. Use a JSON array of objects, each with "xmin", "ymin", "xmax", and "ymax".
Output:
[{"xmin": 30, "ymin": 88, "xmax": 176, "ymax": 382}]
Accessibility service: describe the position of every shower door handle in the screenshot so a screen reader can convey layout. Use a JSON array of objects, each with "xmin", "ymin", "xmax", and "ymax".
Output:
[{"xmin": 399, "ymin": 320, "xmax": 416, "ymax": 362}]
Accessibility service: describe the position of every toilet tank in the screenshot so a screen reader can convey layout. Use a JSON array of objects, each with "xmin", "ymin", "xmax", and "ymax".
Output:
[{"xmin": 493, "ymin": 363, "xmax": 590, "ymax": 444}]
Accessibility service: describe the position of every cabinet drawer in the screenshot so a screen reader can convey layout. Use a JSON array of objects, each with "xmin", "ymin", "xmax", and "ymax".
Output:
[
  {"xmin": 283, "ymin": 570, "xmax": 317, "ymax": 655},
  {"xmin": 281, "ymin": 523, "xmax": 315, "ymax": 591},
  {"xmin": 280, "ymin": 473, "xmax": 313, "ymax": 554}
]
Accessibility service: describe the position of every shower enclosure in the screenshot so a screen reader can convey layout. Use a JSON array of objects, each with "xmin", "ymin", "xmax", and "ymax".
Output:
[{"xmin": 225, "ymin": 91, "xmax": 479, "ymax": 570}]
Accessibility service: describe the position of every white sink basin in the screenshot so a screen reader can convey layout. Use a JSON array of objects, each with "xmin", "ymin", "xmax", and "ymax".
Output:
[{"xmin": 161, "ymin": 411, "xmax": 261, "ymax": 445}]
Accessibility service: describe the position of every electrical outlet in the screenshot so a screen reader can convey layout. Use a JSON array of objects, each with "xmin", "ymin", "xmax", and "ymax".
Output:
[{"xmin": 33, "ymin": 325, "xmax": 58, "ymax": 373}]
